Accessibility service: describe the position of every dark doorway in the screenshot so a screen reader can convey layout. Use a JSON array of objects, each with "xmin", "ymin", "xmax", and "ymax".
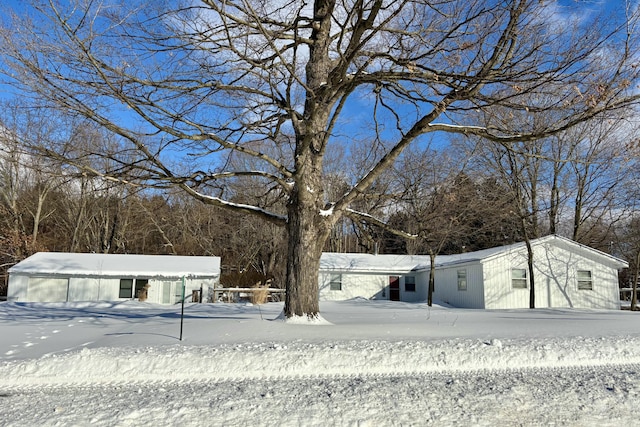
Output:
[{"xmin": 389, "ymin": 276, "xmax": 400, "ymax": 301}]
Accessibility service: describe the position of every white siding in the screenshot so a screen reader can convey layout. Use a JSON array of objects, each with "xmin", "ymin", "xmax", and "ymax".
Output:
[
  {"xmin": 319, "ymin": 272, "xmax": 388, "ymax": 301},
  {"xmin": 318, "ymin": 272, "xmax": 427, "ymax": 302},
  {"xmin": 413, "ymin": 271, "xmax": 430, "ymax": 302},
  {"xmin": 68, "ymin": 278, "xmax": 108, "ymax": 301},
  {"xmin": 8, "ymin": 274, "xmax": 219, "ymax": 304},
  {"xmin": 532, "ymin": 243, "xmax": 619, "ymax": 309},
  {"xmin": 6, "ymin": 274, "xmax": 28, "ymax": 301},
  {"xmin": 433, "ymin": 263, "xmax": 485, "ymax": 309},
  {"xmin": 92, "ymin": 278, "xmax": 121, "ymax": 301},
  {"xmin": 7, "ymin": 253, "xmax": 221, "ymax": 304},
  {"xmin": 150, "ymin": 280, "xmax": 176, "ymax": 304},
  {"xmin": 316, "ymin": 236, "xmax": 624, "ymax": 310},
  {"xmin": 27, "ymin": 277, "xmax": 69, "ymax": 302},
  {"xmin": 482, "ymin": 252, "xmax": 530, "ymax": 309},
  {"xmin": 191, "ymin": 278, "xmax": 218, "ymax": 303},
  {"xmin": 482, "ymin": 242, "xmax": 621, "ymax": 310}
]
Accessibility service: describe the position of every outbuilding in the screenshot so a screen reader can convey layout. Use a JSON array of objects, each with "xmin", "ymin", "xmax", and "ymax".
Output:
[
  {"xmin": 7, "ymin": 252, "xmax": 221, "ymax": 304},
  {"xmin": 319, "ymin": 235, "xmax": 627, "ymax": 310}
]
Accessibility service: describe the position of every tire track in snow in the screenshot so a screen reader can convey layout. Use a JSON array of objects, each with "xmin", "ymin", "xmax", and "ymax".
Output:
[{"xmin": 2, "ymin": 364, "xmax": 639, "ymax": 427}]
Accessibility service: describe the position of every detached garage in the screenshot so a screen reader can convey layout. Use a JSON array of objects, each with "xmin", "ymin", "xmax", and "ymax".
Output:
[{"xmin": 7, "ymin": 252, "xmax": 221, "ymax": 304}]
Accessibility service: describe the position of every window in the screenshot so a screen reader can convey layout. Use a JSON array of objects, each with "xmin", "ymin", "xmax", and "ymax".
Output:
[
  {"xmin": 405, "ymin": 276, "xmax": 416, "ymax": 292},
  {"xmin": 135, "ymin": 279, "xmax": 149, "ymax": 298},
  {"xmin": 512, "ymin": 269, "xmax": 528, "ymax": 289},
  {"xmin": 119, "ymin": 278, "xmax": 150, "ymax": 299},
  {"xmin": 329, "ymin": 274, "xmax": 342, "ymax": 291},
  {"xmin": 577, "ymin": 270, "xmax": 593, "ymax": 290},
  {"xmin": 119, "ymin": 279, "xmax": 134, "ymax": 298},
  {"xmin": 457, "ymin": 270, "xmax": 467, "ymax": 291}
]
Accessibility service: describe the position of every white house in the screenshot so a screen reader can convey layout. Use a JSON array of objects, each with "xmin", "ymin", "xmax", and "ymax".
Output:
[
  {"xmin": 319, "ymin": 235, "xmax": 628, "ymax": 310},
  {"xmin": 7, "ymin": 252, "xmax": 221, "ymax": 304},
  {"xmin": 319, "ymin": 253, "xmax": 430, "ymax": 303}
]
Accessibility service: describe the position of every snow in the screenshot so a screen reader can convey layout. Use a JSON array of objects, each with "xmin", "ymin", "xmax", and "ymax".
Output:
[
  {"xmin": 320, "ymin": 235, "xmax": 628, "ymax": 273},
  {"xmin": 320, "ymin": 252, "xmax": 430, "ymax": 272},
  {"xmin": 319, "ymin": 206, "xmax": 334, "ymax": 216},
  {"xmin": 2, "ymin": 299, "xmax": 640, "ymax": 426},
  {"xmin": 8, "ymin": 252, "xmax": 221, "ymax": 279}
]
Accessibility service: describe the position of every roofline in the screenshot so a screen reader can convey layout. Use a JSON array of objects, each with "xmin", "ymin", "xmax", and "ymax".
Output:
[
  {"xmin": 8, "ymin": 271, "xmax": 219, "ymax": 279},
  {"xmin": 321, "ymin": 267, "xmax": 423, "ymax": 274},
  {"xmin": 318, "ymin": 235, "xmax": 630, "ymax": 272},
  {"xmin": 534, "ymin": 235, "xmax": 628, "ymax": 268},
  {"xmin": 7, "ymin": 252, "xmax": 222, "ymax": 276}
]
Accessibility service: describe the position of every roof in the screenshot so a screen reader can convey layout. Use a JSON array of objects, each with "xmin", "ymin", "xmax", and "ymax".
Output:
[
  {"xmin": 320, "ymin": 235, "xmax": 629, "ymax": 273},
  {"xmin": 320, "ymin": 253, "xmax": 431, "ymax": 273},
  {"xmin": 8, "ymin": 252, "xmax": 221, "ymax": 279}
]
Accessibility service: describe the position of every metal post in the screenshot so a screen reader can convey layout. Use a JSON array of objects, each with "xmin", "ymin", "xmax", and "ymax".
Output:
[{"xmin": 179, "ymin": 276, "xmax": 185, "ymax": 341}]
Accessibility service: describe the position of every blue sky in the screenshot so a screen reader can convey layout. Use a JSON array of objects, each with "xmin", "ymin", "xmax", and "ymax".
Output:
[{"xmin": 0, "ymin": 1, "xmax": 634, "ymax": 162}]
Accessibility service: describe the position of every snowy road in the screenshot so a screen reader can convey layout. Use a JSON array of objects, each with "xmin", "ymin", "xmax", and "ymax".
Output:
[{"xmin": 2, "ymin": 364, "xmax": 638, "ymax": 426}]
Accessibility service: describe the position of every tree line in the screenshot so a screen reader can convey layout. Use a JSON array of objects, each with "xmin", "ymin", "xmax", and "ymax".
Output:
[{"xmin": 2, "ymin": 102, "xmax": 640, "ymax": 304}]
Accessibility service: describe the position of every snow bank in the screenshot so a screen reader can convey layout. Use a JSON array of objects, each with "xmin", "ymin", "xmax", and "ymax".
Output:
[{"xmin": 2, "ymin": 335, "xmax": 640, "ymax": 387}]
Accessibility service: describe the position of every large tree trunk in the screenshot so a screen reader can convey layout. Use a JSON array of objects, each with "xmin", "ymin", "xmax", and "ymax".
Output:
[
  {"xmin": 283, "ymin": 142, "xmax": 331, "ymax": 318},
  {"xmin": 281, "ymin": 0, "xmax": 336, "ymax": 319},
  {"xmin": 284, "ymin": 184, "xmax": 330, "ymax": 319}
]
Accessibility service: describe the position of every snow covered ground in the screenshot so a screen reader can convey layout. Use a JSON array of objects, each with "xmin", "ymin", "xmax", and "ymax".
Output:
[{"xmin": 1, "ymin": 299, "xmax": 640, "ymax": 426}]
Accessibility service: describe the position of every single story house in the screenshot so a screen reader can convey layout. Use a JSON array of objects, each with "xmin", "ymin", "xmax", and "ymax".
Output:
[
  {"xmin": 7, "ymin": 252, "xmax": 221, "ymax": 304},
  {"xmin": 319, "ymin": 253, "xmax": 430, "ymax": 303},
  {"xmin": 319, "ymin": 235, "xmax": 628, "ymax": 310}
]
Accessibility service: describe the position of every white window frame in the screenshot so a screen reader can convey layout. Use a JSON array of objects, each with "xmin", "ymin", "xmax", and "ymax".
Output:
[
  {"xmin": 512, "ymin": 268, "xmax": 528, "ymax": 289},
  {"xmin": 577, "ymin": 270, "xmax": 593, "ymax": 290},
  {"xmin": 457, "ymin": 270, "xmax": 467, "ymax": 291},
  {"xmin": 329, "ymin": 274, "xmax": 342, "ymax": 291}
]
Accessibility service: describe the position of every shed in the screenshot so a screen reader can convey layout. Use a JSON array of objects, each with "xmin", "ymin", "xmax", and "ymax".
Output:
[
  {"xmin": 7, "ymin": 252, "xmax": 221, "ymax": 304},
  {"xmin": 319, "ymin": 235, "xmax": 627, "ymax": 310}
]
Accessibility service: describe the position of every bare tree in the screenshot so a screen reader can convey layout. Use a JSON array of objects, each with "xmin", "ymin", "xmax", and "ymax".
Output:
[
  {"xmin": 386, "ymin": 146, "xmax": 515, "ymax": 306},
  {"xmin": 0, "ymin": 102, "xmax": 70, "ymax": 248},
  {"xmin": 565, "ymin": 118, "xmax": 638, "ymax": 245},
  {"xmin": 615, "ymin": 216, "xmax": 640, "ymax": 310},
  {"xmin": 2, "ymin": 1, "xmax": 640, "ymax": 318}
]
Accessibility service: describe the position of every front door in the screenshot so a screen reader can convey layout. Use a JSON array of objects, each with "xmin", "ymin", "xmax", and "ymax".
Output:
[{"xmin": 389, "ymin": 276, "xmax": 400, "ymax": 301}]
